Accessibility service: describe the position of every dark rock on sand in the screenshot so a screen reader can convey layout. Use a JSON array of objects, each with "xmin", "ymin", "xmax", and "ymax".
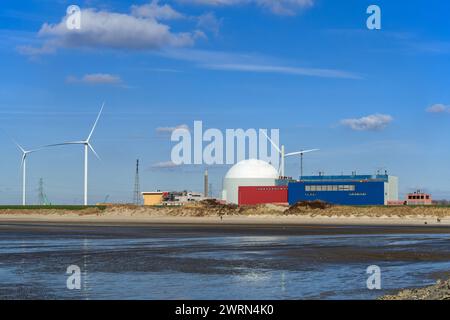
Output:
[{"xmin": 380, "ymin": 279, "xmax": 450, "ymax": 300}]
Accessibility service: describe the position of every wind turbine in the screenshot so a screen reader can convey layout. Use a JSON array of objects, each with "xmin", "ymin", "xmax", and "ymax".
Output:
[
  {"xmin": 285, "ymin": 149, "xmax": 319, "ymax": 180},
  {"xmin": 262, "ymin": 131, "xmax": 319, "ymax": 178},
  {"xmin": 13, "ymin": 141, "xmax": 42, "ymax": 205},
  {"xmin": 45, "ymin": 103, "xmax": 104, "ymax": 205}
]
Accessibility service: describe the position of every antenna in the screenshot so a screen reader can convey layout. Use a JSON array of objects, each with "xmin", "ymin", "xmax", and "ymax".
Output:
[
  {"xmin": 285, "ymin": 149, "xmax": 319, "ymax": 179},
  {"xmin": 133, "ymin": 159, "xmax": 141, "ymax": 205},
  {"xmin": 375, "ymin": 166, "xmax": 387, "ymax": 176}
]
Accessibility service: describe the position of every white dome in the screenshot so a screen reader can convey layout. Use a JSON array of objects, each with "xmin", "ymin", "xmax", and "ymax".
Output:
[{"xmin": 225, "ymin": 159, "xmax": 279, "ymax": 179}]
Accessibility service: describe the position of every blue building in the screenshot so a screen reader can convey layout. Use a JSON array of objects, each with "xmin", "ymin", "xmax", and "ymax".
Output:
[{"xmin": 288, "ymin": 174, "xmax": 398, "ymax": 206}]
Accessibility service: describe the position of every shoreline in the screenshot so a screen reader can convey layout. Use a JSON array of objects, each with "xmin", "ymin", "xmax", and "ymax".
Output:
[
  {"xmin": 380, "ymin": 279, "xmax": 450, "ymax": 300},
  {"xmin": 0, "ymin": 213, "xmax": 449, "ymax": 227}
]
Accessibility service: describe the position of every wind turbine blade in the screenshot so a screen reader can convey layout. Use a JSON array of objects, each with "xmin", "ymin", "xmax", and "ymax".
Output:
[
  {"xmin": 27, "ymin": 145, "xmax": 52, "ymax": 154},
  {"xmin": 261, "ymin": 130, "xmax": 281, "ymax": 154},
  {"xmin": 301, "ymin": 149, "xmax": 320, "ymax": 154},
  {"xmin": 285, "ymin": 149, "xmax": 320, "ymax": 157},
  {"xmin": 87, "ymin": 102, "xmax": 105, "ymax": 142},
  {"xmin": 285, "ymin": 151, "xmax": 302, "ymax": 157},
  {"xmin": 88, "ymin": 143, "xmax": 100, "ymax": 160},
  {"xmin": 12, "ymin": 139, "xmax": 26, "ymax": 153},
  {"xmin": 21, "ymin": 154, "xmax": 26, "ymax": 167},
  {"xmin": 42, "ymin": 141, "xmax": 85, "ymax": 148}
]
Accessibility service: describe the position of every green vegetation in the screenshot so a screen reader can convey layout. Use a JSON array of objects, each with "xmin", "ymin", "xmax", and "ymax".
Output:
[{"xmin": 0, "ymin": 205, "xmax": 106, "ymax": 210}]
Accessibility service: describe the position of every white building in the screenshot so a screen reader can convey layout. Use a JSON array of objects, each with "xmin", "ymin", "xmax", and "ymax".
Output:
[
  {"xmin": 222, "ymin": 159, "xmax": 279, "ymax": 204},
  {"xmin": 175, "ymin": 192, "xmax": 207, "ymax": 203}
]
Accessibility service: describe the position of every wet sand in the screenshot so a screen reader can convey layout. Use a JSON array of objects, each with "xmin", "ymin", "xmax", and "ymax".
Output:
[
  {"xmin": 2, "ymin": 221, "xmax": 450, "ymax": 299},
  {"xmin": 4, "ymin": 222, "xmax": 450, "ymax": 264},
  {"xmin": 2, "ymin": 219, "xmax": 450, "ymax": 236}
]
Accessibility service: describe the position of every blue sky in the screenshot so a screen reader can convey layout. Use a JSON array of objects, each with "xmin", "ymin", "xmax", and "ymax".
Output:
[{"xmin": 1, "ymin": 0, "xmax": 450, "ymax": 204}]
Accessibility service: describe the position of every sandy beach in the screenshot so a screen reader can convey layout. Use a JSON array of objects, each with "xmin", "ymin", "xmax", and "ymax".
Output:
[
  {"xmin": 1, "ymin": 202, "xmax": 450, "ymax": 226},
  {"xmin": 1, "ymin": 213, "xmax": 450, "ymax": 226}
]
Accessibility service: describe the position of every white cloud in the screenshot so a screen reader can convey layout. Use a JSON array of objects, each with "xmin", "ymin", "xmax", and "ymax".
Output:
[
  {"xmin": 151, "ymin": 161, "xmax": 182, "ymax": 168},
  {"xmin": 258, "ymin": 0, "xmax": 314, "ymax": 15},
  {"xmin": 66, "ymin": 73, "xmax": 123, "ymax": 85},
  {"xmin": 156, "ymin": 124, "xmax": 190, "ymax": 133},
  {"xmin": 341, "ymin": 114, "xmax": 393, "ymax": 131},
  {"xmin": 17, "ymin": 42, "xmax": 56, "ymax": 56},
  {"xmin": 426, "ymin": 104, "xmax": 449, "ymax": 113},
  {"xmin": 178, "ymin": 0, "xmax": 314, "ymax": 15},
  {"xmin": 204, "ymin": 63, "xmax": 361, "ymax": 79},
  {"xmin": 20, "ymin": 6, "xmax": 204, "ymax": 56},
  {"xmin": 131, "ymin": 0, "xmax": 185, "ymax": 20},
  {"xmin": 159, "ymin": 49, "xmax": 361, "ymax": 79},
  {"xmin": 197, "ymin": 12, "xmax": 222, "ymax": 35},
  {"xmin": 178, "ymin": 0, "xmax": 246, "ymax": 7}
]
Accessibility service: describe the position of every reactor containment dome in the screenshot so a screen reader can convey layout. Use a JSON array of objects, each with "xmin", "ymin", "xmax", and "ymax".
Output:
[{"xmin": 222, "ymin": 159, "xmax": 279, "ymax": 204}]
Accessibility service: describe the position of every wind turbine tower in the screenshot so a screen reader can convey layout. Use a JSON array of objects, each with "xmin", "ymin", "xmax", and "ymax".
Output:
[
  {"xmin": 14, "ymin": 141, "xmax": 42, "ymax": 206},
  {"xmin": 45, "ymin": 103, "xmax": 104, "ymax": 205}
]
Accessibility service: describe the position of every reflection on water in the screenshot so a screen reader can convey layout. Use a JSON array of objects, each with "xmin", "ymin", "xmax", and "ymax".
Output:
[
  {"xmin": 82, "ymin": 238, "xmax": 89, "ymax": 300},
  {"xmin": 1, "ymin": 224, "xmax": 450, "ymax": 299}
]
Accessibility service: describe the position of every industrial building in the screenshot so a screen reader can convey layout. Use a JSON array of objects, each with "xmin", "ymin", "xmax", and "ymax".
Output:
[
  {"xmin": 142, "ymin": 191, "xmax": 166, "ymax": 206},
  {"xmin": 406, "ymin": 190, "xmax": 432, "ymax": 205},
  {"xmin": 238, "ymin": 186, "xmax": 288, "ymax": 206},
  {"xmin": 221, "ymin": 159, "xmax": 400, "ymax": 206},
  {"xmin": 222, "ymin": 159, "xmax": 279, "ymax": 204},
  {"xmin": 142, "ymin": 191, "xmax": 207, "ymax": 206},
  {"xmin": 288, "ymin": 174, "xmax": 398, "ymax": 206}
]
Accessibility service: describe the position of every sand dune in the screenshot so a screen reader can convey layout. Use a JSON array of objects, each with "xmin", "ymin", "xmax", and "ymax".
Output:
[{"xmin": 1, "ymin": 201, "xmax": 450, "ymax": 226}]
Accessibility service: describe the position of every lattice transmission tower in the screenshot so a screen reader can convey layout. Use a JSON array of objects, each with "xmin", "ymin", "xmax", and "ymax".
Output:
[
  {"xmin": 133, "ymin": 159, "xmax": 142, "ymax": 205},
  {"xmin": 37, "ymin": 178, "xmax": 50, "ymax": 205}
]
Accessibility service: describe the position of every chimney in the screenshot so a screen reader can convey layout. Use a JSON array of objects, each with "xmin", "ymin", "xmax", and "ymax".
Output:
[{"xmin": 204, "ymin": 169, "xmax": 209, "ymax": 198}]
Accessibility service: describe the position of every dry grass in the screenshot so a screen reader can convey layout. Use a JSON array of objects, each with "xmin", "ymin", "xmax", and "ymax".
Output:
[{"xmin": 2, "ymin": 201, "xmax": 450, "ymax": 219}]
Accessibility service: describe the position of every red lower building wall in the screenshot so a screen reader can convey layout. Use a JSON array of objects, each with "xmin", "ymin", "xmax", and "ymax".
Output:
[{"xmin": 238, "ymin": 186, "xmax": 288, "ymax": 206}]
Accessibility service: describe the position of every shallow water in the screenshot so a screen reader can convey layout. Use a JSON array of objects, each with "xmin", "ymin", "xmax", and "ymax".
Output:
[{"xmin": 1, "ymin": 223, "xmax": 450, "ymax": 299}]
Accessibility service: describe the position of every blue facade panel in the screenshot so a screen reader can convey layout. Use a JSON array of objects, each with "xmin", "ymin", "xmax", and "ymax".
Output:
[{"xmin": 288, "ymin": 181, "xmax": 385, "ymax": 205}]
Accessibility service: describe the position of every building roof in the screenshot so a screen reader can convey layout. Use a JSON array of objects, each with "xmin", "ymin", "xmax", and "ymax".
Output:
[
  {"xmin": 300, "ymin": 174, "xmax": 393, "ymax": 182},
  {"xmin": 225, "ymin": 159, "xmax": 278, "ymax": 179}
]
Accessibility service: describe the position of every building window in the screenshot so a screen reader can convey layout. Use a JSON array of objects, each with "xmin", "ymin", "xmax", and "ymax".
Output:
[{"xmin": 305, "ymin": 184, "xmax": 356, "ymax": 192}]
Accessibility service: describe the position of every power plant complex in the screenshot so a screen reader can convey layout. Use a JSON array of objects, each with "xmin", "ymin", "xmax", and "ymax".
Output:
[
  {"xmin": 143, "ymin": 158, "xmax": 403, "ymax": 207},
  {"xmin": 221, "ymin": 159, "xmax": 399, "ymax": 206}
]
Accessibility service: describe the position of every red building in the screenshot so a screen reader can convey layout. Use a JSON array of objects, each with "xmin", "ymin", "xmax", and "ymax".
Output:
[{"xmin": 238, "ymin": 186, "xmax": 288, "ymax": 206}]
